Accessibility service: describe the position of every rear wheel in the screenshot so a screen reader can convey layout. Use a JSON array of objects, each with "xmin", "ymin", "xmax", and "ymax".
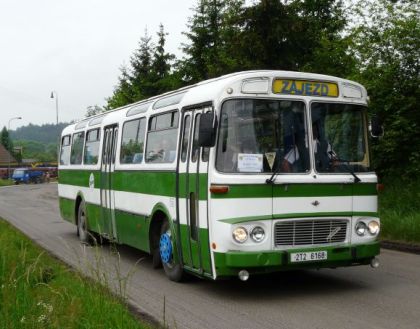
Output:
[
  {"xmin": 77, "ymin": 201, "xmax": 92, "ymax": 244},
  {"xmin": 159, "ymin": 220, "xmax": 184, "ymax": 282}
]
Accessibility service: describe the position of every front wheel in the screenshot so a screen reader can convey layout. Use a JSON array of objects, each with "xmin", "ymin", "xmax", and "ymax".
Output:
[
  {"xmin": 77, "ymin": 201, "xmax": 92, "ymax": 244},
  {"xmin": 159, "ymin": 220, "xmax": 184, "ymax": 282}
]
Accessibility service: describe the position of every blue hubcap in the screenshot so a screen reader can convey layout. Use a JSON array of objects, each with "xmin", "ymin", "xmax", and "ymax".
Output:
[{"xmin": 159, "ymin": 233, "xmax": 172, "ymax": 264}]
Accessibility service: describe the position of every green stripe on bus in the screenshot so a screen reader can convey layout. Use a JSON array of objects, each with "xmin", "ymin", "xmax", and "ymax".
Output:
[
  {"xmin": 58, "ymin": 169, "xmax": 209, "ymax": 199},
  {"xmin": 59, "ymin": 170, "xmax": 100, "ymax": 187},
  {"xmin": 220, "ymin": 211, "xmax": 379, "ymax": 224},
  {"xmin": 211, "ymin": 183, "xmax": 377, "ymax": 199}
]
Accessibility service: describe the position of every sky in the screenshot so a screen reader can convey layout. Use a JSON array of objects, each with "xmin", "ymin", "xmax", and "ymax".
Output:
[{"xmin": 0, "ymin": 0, "xmax": 196, "ymax": 130}]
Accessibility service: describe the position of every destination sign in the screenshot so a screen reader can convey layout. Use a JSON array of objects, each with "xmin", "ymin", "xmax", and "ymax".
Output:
[{"xmin": 273, "ymin": 79, "xmax": 339, "ymax": 97}]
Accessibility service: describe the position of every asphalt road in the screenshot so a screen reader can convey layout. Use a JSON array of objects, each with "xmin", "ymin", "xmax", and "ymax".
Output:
[{"xmin": 1, "ymin": 183, "xmax": 420, "ymax": 329}]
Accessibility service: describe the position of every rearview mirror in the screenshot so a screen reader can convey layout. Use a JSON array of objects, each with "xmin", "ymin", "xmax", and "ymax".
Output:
[
  {"xmin": 370, "ymin": 115, "xmax": 384, "ymax": 138},
  {"xmin": 198, "ymin": 112, "xmax": 217, "ymax": 147}
]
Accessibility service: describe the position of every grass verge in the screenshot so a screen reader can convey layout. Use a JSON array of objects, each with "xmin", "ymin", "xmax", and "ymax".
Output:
[
  {"xmin": 0, "ymin": 219, "xmax": 152, "ymax": 329},
  {"xmin": 0, "ymin": 179, "xmax": 13, "ymax": 187},
  {"xmin": 379, "ymin": 178, "xmax": 420, "ymax": 244}
]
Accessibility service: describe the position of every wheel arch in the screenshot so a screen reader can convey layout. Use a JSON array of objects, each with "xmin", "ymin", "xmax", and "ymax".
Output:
[
  {"xmin": 74, "ymin": 192, "xmax": 86, "ymax": 226},
  {"xmin": 148, "ymin": 203, "xmax": 176, "ymax": 254}
]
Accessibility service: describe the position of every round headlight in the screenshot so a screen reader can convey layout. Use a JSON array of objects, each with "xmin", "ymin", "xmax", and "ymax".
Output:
[
  {"xmin": 368, "ymin": 220, "xmax": 380, "ymax": 235},
  {"xmin": 356, "ymin": 221, "xmax": 367, "ymax": 236},
  {"xmin": 250, "ymin": 226, "xmax": 265, "ymax": 242},
  {"xmin": 232, "ymin": 227, "xmax": 248, "ymax": 243}
]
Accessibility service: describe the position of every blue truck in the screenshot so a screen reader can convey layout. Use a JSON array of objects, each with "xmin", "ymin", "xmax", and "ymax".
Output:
[{"xmin": 12, "ymin": 168, "xmax": 44, "ymax": 184}]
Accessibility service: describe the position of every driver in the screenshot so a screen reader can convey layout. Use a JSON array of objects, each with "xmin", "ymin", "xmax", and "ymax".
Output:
[{"xmin": 282, "ymin": 121, "xmax": 337, "ymax": 172}]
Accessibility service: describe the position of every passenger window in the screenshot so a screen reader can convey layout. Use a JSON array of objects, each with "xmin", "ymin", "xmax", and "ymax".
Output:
[
  {"xmin": 121, "ymin": 118, "xmax": 146, "ymax": 164},
  {"xmin": 84, "ymin": 129, "xmax": 100, "ymax": 165},
  {"xmin": 146, "ymin": 111, "xmax": 179, "ymax": 163},
  {"xmin": 181, "ymin": 115, "xmax": 191, "ymax": 162},
  {"xmin": 70, "ymin": 132, "xmax": 85, "ymax": 165},
  {"xmin": 60, "ymin": 135, "xmax": 71, "ymax": 165}
]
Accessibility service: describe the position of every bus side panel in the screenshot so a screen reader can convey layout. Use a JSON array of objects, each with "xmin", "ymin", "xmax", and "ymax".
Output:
[
  {"xmin": 114, "ymin": 210, "xmax": 150, "ymax": 252},
  {"xmin": 112, "ymin": 170, "xmax": 178, "ymax": 254},
  {"xmin": 199, "ymin": 227, "xmax": 211, "ymax": 273},
  {"xmin": 86, "ymin": 202, "xmax": 103, "ymax": 235},
  {"xmin": 59, "ymin": 197, "xmax": 75, "ymax": 224}
]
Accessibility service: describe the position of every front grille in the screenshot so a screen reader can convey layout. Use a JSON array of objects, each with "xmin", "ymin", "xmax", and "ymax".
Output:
[{"xmin": 274, "ymin": 219, "xmax": 348, "ymax": 246}]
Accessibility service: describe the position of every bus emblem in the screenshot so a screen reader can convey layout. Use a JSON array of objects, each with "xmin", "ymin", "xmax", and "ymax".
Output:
[{"xmin": 326, "ymin": 227, "xmax": 341, "ymax": 242}]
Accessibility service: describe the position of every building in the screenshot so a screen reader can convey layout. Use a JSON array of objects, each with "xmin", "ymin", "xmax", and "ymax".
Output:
[{"xmin": 0, "ymin": 144, "xmax": 17, "ymax": 178}]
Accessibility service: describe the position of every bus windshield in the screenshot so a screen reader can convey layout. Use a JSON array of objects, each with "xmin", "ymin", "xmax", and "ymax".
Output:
[
  {"xmin": 216, "ymin": 99, "xmax": 309, "ymax": 173},
  {"xmin": 311, "ymin": 102, "xmax": 371, "ymax": 173}
]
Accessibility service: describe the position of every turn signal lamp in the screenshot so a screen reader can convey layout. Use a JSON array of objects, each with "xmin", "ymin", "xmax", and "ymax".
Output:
[{"xmin": 210, "ymin": 185, "xmax": 229, "ymax": 194}]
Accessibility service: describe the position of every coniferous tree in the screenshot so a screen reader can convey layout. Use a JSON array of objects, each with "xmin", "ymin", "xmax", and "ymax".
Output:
[
  {"xmin": 107, "ymin": 65, "xmax": 136, "ymax": 109},
  {"xmin": 130, "ymin": 28, "xmax": 154, "ymax": 100},
  {"xmin": 1, "ymin": 127, "xmax": 13, "ymax": 152},
  {"xmin": 151, "ymin": 24, "xmax": 176, "ymax": 94},
  {"xmin": 180, "ymin": 0, "xmax": 244, "ymax": 83},
  {"xmin": 230, "ymin": 0, "xmax": 349, "ymax": 72}
]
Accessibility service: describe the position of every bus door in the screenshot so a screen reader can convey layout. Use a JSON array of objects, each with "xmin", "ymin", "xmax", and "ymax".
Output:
[
  {"xmin": 178, "ymin": 107, "xmax": 211, "ymax": 274},
  {"xmin": 100, "ymin": 125, "xmax": 118, "ymax": 241}
]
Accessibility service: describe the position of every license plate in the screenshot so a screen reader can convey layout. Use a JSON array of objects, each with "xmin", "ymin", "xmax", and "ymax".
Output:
[{"xmin": 290, "ymin": 251, "xmax": 328, "ymax": 263}]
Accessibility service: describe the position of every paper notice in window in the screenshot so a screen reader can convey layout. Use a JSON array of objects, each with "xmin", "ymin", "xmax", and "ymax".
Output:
[{"xmin": 237, "ymin": 153, "xmax": 263, "ymax": 172}]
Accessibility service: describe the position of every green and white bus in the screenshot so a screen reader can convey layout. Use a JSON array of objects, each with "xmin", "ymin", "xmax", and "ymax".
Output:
[{"xmin": 58, "ymin": 70, "xmax": 381, "ymax": 281}]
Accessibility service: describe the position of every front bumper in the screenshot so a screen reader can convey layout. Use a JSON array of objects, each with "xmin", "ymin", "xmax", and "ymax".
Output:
[{"xmin": 213, "ymin": 241, "xmax": 380, "ymax": 277}]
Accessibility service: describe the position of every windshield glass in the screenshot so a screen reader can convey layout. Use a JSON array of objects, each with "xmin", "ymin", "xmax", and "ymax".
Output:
[
  {"xmin": 216, "ymin": 99, "xmax": 309, "ymax": 173},
  {"xmin": 311, "ymin": 103, "xmax": 371, "ymax": 173},
  {"xmin": 13, "ymin": 170, "xmax": 25, "ymax": 176}
]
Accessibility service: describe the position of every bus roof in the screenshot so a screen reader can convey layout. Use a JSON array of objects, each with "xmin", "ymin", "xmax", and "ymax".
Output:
[{"xmin": 62, "ymin": 70, "xmax": 368, "ymax": 135}]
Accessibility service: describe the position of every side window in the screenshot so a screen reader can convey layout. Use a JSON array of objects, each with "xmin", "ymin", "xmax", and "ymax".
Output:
[
  {"xmin": 120, "ymin": 118, "xmax": 146, "ymax": 164},
  {"xmin": 70, "ymin": 132, "xmax": 85, "ymax": 165},
  {"xmin": 191, "ymin": 114, "xmax": 201, "ymax": 162},
  {"xmin": 84, "ymin": 129, "xmax": 100, "ymax": 165},
  {"xmin": 60, "ymin": 135, "xmax": 71, "ymax": 165},
  {"xmin": 181, "ymin": 115, "xmax": 191, "ymax": 162},
  {"xmin": 146, "ymin": 111, "xmax": 179, "ymax": 163}
]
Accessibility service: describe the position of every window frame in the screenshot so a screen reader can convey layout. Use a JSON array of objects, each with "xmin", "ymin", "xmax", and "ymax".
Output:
[
  {"xmin": 70, "ymin": 131, "xmax": 85, "ymax": 165},
  {"xmin": 83, "ymin": 128, "xmax": 101, "ymax": 166},
  {"xmin": 120, "ymin": 117, "xmax": 147, "ymax": 165},
  {"xmin": 145, "ymin": 110, "xmax": 180, "ymax": 164}
]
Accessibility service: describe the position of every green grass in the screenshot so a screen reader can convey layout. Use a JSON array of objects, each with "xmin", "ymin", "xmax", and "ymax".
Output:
[
  {"xmin": 0, "ymin": 219, "xmax": 153, "ymax": 329},
  {"xmin": 0, "ymin": 179, "xmax": 13, "ymax": 187},
  {"xmin": 379, "ymin": 178, "xmax": 420, "ymax": 244}
]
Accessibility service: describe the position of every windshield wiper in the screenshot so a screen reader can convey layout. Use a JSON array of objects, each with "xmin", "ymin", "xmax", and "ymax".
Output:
[
  {"xmin": 330, "ymin": 153, "xmax": 361, "ymax": 183},
  {"xmin": 266, "ymin": 163, "xmax": 281, "ymax": 184}
]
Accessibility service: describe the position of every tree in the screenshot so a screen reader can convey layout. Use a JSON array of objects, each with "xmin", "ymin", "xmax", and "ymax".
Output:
[
  {"xmin": 350, "ymin": 0, "xmax": 420, "ymax": 178},
  {"xmin": 180, "ymin": 0, "xmax": 244, "ymax": 83},
  {"xmin": 150, "ymin": 24, "xmax": 177, "ymax": 94},
  {"xmin": 129, "ymin": 28, "xmax": 154, "ymax": 100},
  {"xmin": 1, "ymin": 127, "xmax": 13, "ymax": 152},
  {"xmin": 85, "ymin": 105, "xmax": 105, "ymax": 118},
  {"xmin": 107, "ymin": 65, "xmax": 136, "ymax": 109},
  {"xmin": 228, "ymin": 0, "xmax": 349, "ymax": 73}
]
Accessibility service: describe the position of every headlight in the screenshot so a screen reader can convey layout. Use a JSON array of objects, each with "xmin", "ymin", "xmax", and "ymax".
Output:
[
  {"xmin": 232, "ymin": 227, "xmax": 248, "ymax": 243},
  {"xmin": 355, "ymin": 221, "xmax": 367, "ymax": 236},
  {"xmin": 368, "ymin": 220, "xmax": 380, "ymax": 235},
  {"xmin": 250, "ymin": 226, "xmax": 265, "ymax": 242}
]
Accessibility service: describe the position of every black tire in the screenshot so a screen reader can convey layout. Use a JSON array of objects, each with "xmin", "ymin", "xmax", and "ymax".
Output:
[
  {"xmin": 160, "ymin": 220, "xmax": 184, "ymax": 282},
  {"xmin": 152, "ymin": 247, "xmax": 162, "ymax": 269},
  {"xmin": 77, "ymin": 201, "xmax": 92, "ymax": 244}
]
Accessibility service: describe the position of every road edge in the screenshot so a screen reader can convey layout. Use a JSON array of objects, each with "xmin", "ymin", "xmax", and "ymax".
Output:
[{"xmin": 380, "ymin": 240, "xmax": 420, "ymax": 255}]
